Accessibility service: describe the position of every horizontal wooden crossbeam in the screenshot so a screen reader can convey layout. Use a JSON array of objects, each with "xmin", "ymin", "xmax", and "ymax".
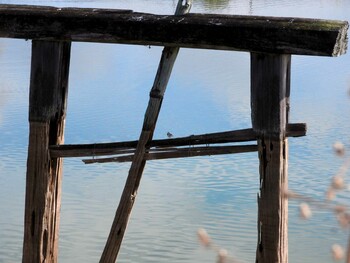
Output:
[
  {"xmin": 49, "ymin": 123, "xmax": 306, "ymax": 158},
  {"xmin": 0, "ymin": 5, "xmax": 347, "ymax": 56},
  {"xmin": 83, "ymin": 145, "xmax": 258, "ymax": 164}
]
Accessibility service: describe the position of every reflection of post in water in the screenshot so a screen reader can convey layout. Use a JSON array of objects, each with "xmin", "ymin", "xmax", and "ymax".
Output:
[
  {"xmin": 0, "ymin": 90, "xmax": 6, "ymax": 126},
  {"xmin": 201, "ymin": 0, "xmax": 230, "ymax": 8},
  {"xmin": 0, "ymin": 44, "xmax": 6, "ymax": 127},
  {"xmin": 249, "ymin": 0, "xmax": 253, "ymax": 15}
]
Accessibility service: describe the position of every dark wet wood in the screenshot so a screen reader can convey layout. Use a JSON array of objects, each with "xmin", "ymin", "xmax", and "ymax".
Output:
[
  {"xmin": 0, "ymin": 4, "xmax": 347, "ymax": 56},
  {"xmin": 251, "ymin": 53, "xmax": 291, "ymax": 139}
]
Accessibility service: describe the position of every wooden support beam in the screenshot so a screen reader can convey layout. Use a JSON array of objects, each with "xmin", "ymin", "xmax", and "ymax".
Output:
[
  {"xmin": 82, "ymin": 145, "xmax": 258, "ymax": 164},
  {"xmin": 0, "ymin": 4, "xmax": 347, "ymax": 56},
  {"xmin": 251, "ymin": 53, "xmax": 290, "ymax": 263},
  {"xmin": 100, "ymin": 1, "xmax": 192, "ymax": 262},
  {"xmin": 23, "ymin": 40, "xmax": 71, "ymax": 263},
  {"xmin": 49, "ymin": 123, "xmax": 306, "ymax": 158}
]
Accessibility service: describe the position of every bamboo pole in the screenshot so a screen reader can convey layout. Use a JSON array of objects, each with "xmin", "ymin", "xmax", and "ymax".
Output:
[
  {"xmin": 49, "ymin": 123, "xmax": 306, "ymax": 158},
  {"xmin": 100, "ymin": 1, "xmax": 192, "ymax": 262},
  {"xmin": 23, "ymin": 40, "xmax": 71, "ymax": 263},
  {"xmin": 251, "ymin": 52, "xmax": 290, "ymax": 263}
]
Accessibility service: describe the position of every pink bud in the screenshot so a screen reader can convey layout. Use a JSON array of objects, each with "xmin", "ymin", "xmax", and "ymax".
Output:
[
  {"xmin": 299, "ymin": 203, "xmax": 312, "ymax": 219},
  {"xmin": 197, "ymin": 228, "xmax": 211, "ymax": 247},
  {"xmin": 333, "ymin": 142, "xmax": 345, "ymax": 156},
  {"xmin": 217, "ymin": 249, "xmax": 228, "ymax": 263},
  {"xmin": 331, "ymin": 244, "xmax": 344, "ymax": 261},
  {"xmin": 326, "ymin": 189, "xmax": 336, "ymax": 200},
  {"xmin": 332, "ymin": 175, "xmax": 345, "ymax": 190}
]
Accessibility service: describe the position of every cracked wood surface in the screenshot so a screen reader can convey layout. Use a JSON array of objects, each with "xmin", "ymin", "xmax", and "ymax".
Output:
[
  {"xmin": 251, "ymin": 53, "xmax": 290, "ymax": 263},
  {"xmin": 0, "ymin": 4, "xmax": 347, "ymax": 56}
]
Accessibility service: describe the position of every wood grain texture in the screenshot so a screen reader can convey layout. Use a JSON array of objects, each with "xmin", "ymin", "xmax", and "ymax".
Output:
[
  {"xmin": 49, "ymin": 123, "xmax": 306, "ymax": 158},
  {"xmin": 23, "ymin": 40, "xmax": 71, "ymax": 263},
  {"xmin": 256, "ymin": 138, "xmax": 288, "ymax": 263},
  {"xmin": 0, "ymin": 4, "xmax": 347, "ymax": 56},
  {"xmin": 251, "ymin": 53, "xmax": 290, "ymax": 263},
  {"xmin": 82, "ymin": 144, "xmax": 258, "ymax": 164}
]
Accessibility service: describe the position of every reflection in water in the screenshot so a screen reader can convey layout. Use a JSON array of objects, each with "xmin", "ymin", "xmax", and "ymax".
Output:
[
  {"xmin": 0, "ymin": 43, "xmax": 7, "ymax": 127},
  {"xmin": 200, "ymin": 0, "xmax": 230, "ymax": 9},
  {"xmin": 0, "ymin": 1, "xmax": 349, "ymax": 263},
  {"xmin": 0, "ymin": 90, "xmax": 7, "ymax": 126}
]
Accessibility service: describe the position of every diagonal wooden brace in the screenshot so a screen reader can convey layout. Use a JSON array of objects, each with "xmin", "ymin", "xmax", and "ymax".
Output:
[{"xmin": 99, "ymin": 1, "xmax": 192, "ymax": 262}]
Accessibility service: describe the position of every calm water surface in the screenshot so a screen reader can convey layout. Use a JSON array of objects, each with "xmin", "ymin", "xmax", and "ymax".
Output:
[{"xmin": 0, "ymin": 0, "xmax": 350, "ymax": 262}]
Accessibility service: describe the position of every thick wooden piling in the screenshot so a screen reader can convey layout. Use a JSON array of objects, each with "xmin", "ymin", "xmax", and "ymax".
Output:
[
  {"xmin": 251, "ymin": 53, "xmax": 291, "ymax": 263},
  {"xmin": 23, "ymin": 40, "xmax": 71, "ymax": 263}
]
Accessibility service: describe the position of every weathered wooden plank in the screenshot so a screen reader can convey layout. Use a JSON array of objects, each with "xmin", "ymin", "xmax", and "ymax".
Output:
[
  {"xmin": 49, "ymin": 123, "xmax": 306, "ymax": 158},
  {"xmin": 100, "ymin": 1, "xmax": 192, "ymax": 262},
  {"xmin": 0, "ymin": 4, "xmax": 347, "ymax": 56},
  {"xmin": 23, "ymin": 40, "xmax": 71, "ymax": 263},
  {"xmin": 251, "ymin": 53, "xmax": 290, "ymax": 263},
  {"xmin": 29, "ymin": 41, "xmax": 71, "ymax": 122},
  {"xmin": 82, "ymin": 145, "xmax": 258, "ymax": 164}
]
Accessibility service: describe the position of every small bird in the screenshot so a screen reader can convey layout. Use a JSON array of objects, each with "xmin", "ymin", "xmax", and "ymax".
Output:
[{"xmin": 167, "ymin": 132, "xmax": 173, "ymax": 138}]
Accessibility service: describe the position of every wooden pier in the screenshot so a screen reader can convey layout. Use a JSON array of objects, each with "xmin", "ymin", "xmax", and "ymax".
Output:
[{"xmin": 0, "ymin": 1, "xmax": 347, "ymax": 262}]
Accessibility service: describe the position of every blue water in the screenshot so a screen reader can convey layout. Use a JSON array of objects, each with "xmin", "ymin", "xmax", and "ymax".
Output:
[{"xmin": 0, "ymin": 1, "xmax": 350, "ymax": 262}]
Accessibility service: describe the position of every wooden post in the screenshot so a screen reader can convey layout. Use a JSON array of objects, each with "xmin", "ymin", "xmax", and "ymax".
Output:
[
  {"xmin": 22, "ymin": 40, "xmax": 71, "ymax": 263},
  {"xmin": 251, "ymin": 53, "xmax": 291, "ymax": 263}
]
